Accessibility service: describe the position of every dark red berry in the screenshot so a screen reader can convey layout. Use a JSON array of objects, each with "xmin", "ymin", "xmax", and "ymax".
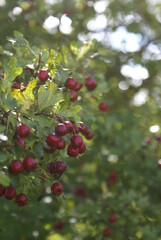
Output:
[
  {"xmin": 156, "ymin": 135, "xmax": 161, "ymax": 142},
  {"xmin": 10, "ymin": 160, "xmax": 24, "ymax": 175},
  {"xmin": 46, "ymin": 134, "xmax": 60, "ymax": 147},
  {"xmin": 54, "ymin": 221, "xmax": 65, "ymax": 231},
  {"xmin": 69, "ymin": 90, "xmax": 78, "ymax": 102},
  {"xmin": 67, "ymin": 144, "xmax": 79, "ymax": 157},
  {"xmin": 12, "ymin": 82, "xmax": 21, "ymax": 89},
  {"xmin": 17, "ymin": 124, "xmax": 30, "ymax": 138},
  {"xmin": 79, "ymin": 123, "xmax": 88, "ymax": 135},
  {"xmin": 57, "ymin": 138, "xmax": 66, "ymax": 150},
  {"xmin": 16, "ymin": 193, "xmax": 27, "ymax": 206},
  {"xmin": 65, "ymin": 78, "xmax": 77, "ymax": 90},
  {"xmin": 63, "ymin": 121, "xmax": 74, "ymax": 133},
  {"xmin": 103, "ymin": 228, "xmax": 110, "ymax": 237},
  {"xmin": 51, "ymin": 182, "xmax": 63, "ymax": 196},
  {"xmin": 108, "ymin": 214, "xmax": 116, "ymax": 223},
  {"xmin": 23, "ymin": 156, "xmax": 37, "ymax": 172},
  {"xmin": 0, "ymin": 184, "xmax": 5, "ymax": 197},
  {"xmin": 16, "ymin": 136, "xmax": 26, "ymax": 149},
  {"xmin": 70, "ymin": 135, "xmax": 83, "ymax": 148},
  {"xmin": 144, "ymin": 137, "xmax": 152, "ymax": 144},
  {"xmin": 38, "ymin": 70, "xmax": 49, "ymax": 83},
  {"xmin": 99, "ymin": 102, "xmax": 108, "ymax": 112},
  {"xmin": 55, "ymin": 124, "xmax": 67, "ymax": 136},
  {"xmin": 79, "ymin": 142, "xmax": 86, "ymax": 154},
  {"xmin": 75, "ymin": 186, "xmax": 87, "ymax": 197},
  {"xmin": 5, "ymin": 186, "xmax": 16, "ymax": 200},
  {"xmin": 75, "ymin": 82, "xmax": 83, "ymax": 91},
  {"xmin": 85, "ymin": 77, "xmax": 97, "ymax": 91},
  {"xmin": 47, "ymin": 161, "xmax": 67, "ymax": 175},
  {"xmin": 85, "ymin": 130, "xmax": 93, "ymax": 140},
  {"xmin": 109, "ymin": 171, "xmax": 117, "ymax": 179}
]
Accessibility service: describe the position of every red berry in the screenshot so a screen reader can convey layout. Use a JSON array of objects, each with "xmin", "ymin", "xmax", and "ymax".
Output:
[
  {"xmin": 69, "ymin": 90, "xmax": 78, "ymax": 102},
  {"xmin": 79, "ymin": 123, "xmax": 88, "ymax": 135},
  {"xmin": 46, "ymin": 134, "xmax": 60, "ymax": 147},
  {"xmin": 144, "ymin": 137, "xmax": 152, "ymax": 144},
  {"xmin": 16, "ymin": 193, "xmax": 27, "ymax": 206},
  {"xmin": 16, "ymin": 136, "xmax": 26, "ymax": 149},
  {"xmin": 51, "ymin": 182, "xmax": 63, "ymax": 196},
  {"xmin": 156, "ymin": 135, "xmax": 161, "ymax": 142},
  {"xmin": 55, "ymin": 124, "xmax": 67, "ymax": 136},
  {"xmin": 74, "ymin": 186, "xmax": 87, "ymax": 197},
  {"xmin": 108, "ymin": 214, "xmax": 116, "ymax": 223},
  {"xmin": 38, "ymin": 70, "xmax": 49, "ymax": 83},
  {"xmin": 5, "ymin": 186, "xmax": 16, "ymax": 200},
  {"xmin": 65, "ymin": 78, "xmax": 77, "ymax": 90},
  {"xmin": 0, "ymin": 184, "xmax": 5, "ymax": 197},
  {"xmin": 23, "ymin": 156, "xmax": 37, "ymax": 171},
  {"xmin": 70, "ymin": 135, "xmax": 83, "ymax": 148},
  {"xmin": 63, "ymin": 121, "xmax": 74, "ymax": 133},
  {"xmin": 17, "ymin": 124, "xmax": 30, "ymax": 138},
  {"xmin": 79, "ymin": 142, "xmax": 86, "ymax": 154},
  {"xmin": 10, "ymin": 160, "xmax": 24, "ymax": 174},
  {"xmin": 109, "ymin": 171, "xmax": 117, "ymax": 179},
  {"xmin": 85, "ymin": 130, "xmax": 93, "ymax": 140},
  {"xmin": 75, "ymin": 82, "xmax": 83, "ymax": 91},
  {"xmin": 99, "ymin": 102, "xmax": 108, "ymax": 112},
  {"xmin": 85, "ymin": 77, "xmax": 97, "ymax": 91},
  {"xmin": 12, "ymin": 82, "xmax": 21, "ymax": 89},
  {"xmin": 57, "ymin": 138, "xmax": 66, "ymax": 150},
  {"xmin": 54, "ymin": 221, "xmax": 65, "ymax": 231},
  {"xmin": 67, "ymin": 144, "xmax": 79, "ymax": 157},
  {"xmin": 47, "ymin": 161, "xmax": 67, "ymax": 175},
  {"xmin": 103, "ymin": 228, "xmax": 110, "ymax": 237}
]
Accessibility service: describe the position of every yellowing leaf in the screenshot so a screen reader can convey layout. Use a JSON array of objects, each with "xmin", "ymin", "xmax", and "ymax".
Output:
[{"xmin": 23, "ymin": 78, "xmax": 37, "ymax": 101}]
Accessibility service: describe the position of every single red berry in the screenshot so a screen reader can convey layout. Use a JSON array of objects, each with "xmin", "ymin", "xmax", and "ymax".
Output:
[
  {"xmin": 75, "ymin": 82, "xmax": 83, "ymax": 91},
  {"xmin": 69, "ymin": 90, "xmax": 78, "ymax": 102},
  {"xmin": 16, "ymin": 136, "xmax": 26, "ymax": 149},
  {"xmin": 63, "ymin": 121, "xmax": 74, "ymax": 133},
  {"xmin": 16, "ymin": 193, "xmax": 27, "ymax": 206},
  {"xmin": 85, "ymin": 77, "xmax": 97, "ymax": 91},
  {"xmin": 23, "ymin": 156, "xmax": 37, "ymax": 172},
  {"xmin": 109, "ymin": 171, "xmax": 117, "ymax": 179},
  {"xmin": 74, "ymin": 186, "xmax": 87, "ymax": 197},
  {"xmin": 144, "ymin": 137, "xmax": 152, "ymax": 144},
  {"xmin": 79, "ymin": 123, "xmax": 88, "ymax": 135},
  {"xmin": 103, "ymin": 228, "xmax": 111, "ymax": 237},
  {"xmin": 85, "ymin": 130, "xmax": 93, "ymax": 140},
  {"xmin": 99, "ymin": 102, "xmax": 108, "ymax": 112},
  {"xmin": 0, "ymin": 184, "xmax": 5, "ymax": 197},
  {"xmin": 108, "ymin": 214, "xmax": 116, "ymax": 223},
  {"xmin": 57, "ymin": 138, "xmax": 66, "ymax": 150},
  {"xmin": 65, "ymin": 77, "xmax": 77, "ymax": 90},
  {"xmin": 5, "ymin": 186, "xmax": 16, "ymax": 200},
  {"xmin": 17, "ymin": 124, "xmax": 30, "ymax": 138},
  {"xmin": 156, "ymin": 135, "xmax": 161, "ymax": 142},
  {"xmin": 38, "ymin": 70, "xmax": 49, "ymax": 83},
  {"xmin": 12, "ymin": 82, "xmax": 21, "ymax": 89},
  {"xmin": 54, "ymin": 161, "xmax": 67, "ymax": 174},
  {"xmin": 67, "ymin": 144, "xmax": 79, "ymax": 157},
  {"xmin": 10, "ymin": 160, "xmax": 24, "ymax": 175},
  {"xmin": 51, "ymin": 182, "xmax": 63, "ymax": 196},
  {"xmin": 46, "ymin": 134, "xmax": 60, "ymax": 147},
  {"xmin": 54, "ymin": 221, "xmax": 65, "ymax": 231},
  {"xmin": 108, "ymin": 178, "xmax": 116, "ymax": 186},
  {"xmin": 79, "ymin": 142, "xmax": 86, "ymax": 154},
  {"xmin": 55, "ymin": 124, "xmax": 67, "ymax": 136},
  {"xmin": 70, "ymin": 135, "xmax": 83, "ymax": 148}
]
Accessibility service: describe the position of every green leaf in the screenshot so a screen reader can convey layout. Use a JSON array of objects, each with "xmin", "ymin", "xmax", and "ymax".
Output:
[
  {"xmin": 14, "ymin": 31, "xmax": 29, "ymax": 47},
  {"xmin": 0, "ymin": 173, "xmax": 10, "ymax": 186},
  {"xmin": 38, "ymin": 82, "xmax": 62, "ymax": 110},
  {"xmin": 0, "ymin": 153, "xmax": 8, "ymax": 162}
]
